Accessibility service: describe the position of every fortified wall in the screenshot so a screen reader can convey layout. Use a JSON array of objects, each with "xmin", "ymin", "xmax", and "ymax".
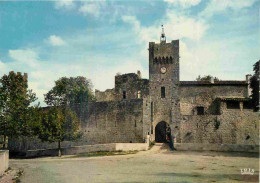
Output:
[
  {"xmin": 7, "ymin": 33, "xmax": 259, "ymax": 154},
  {"xmin": 8, "ymin": 99, "xmax": 144, "ymax": 153},
  {"xmin": 79, "ymin": 99, "xmax": 144, "ymax": 144}
]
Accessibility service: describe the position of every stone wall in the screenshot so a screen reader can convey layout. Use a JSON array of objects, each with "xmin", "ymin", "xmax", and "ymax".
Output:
[
  {"xmin": 114, "ymin": 73, "xmax": 149, "ymax": 100},
  {"xmin": 25, "ymin": 143, "xmax": 149, "ymax": 158},
  {"xmin": 0, "ymin": 150, "xmax": 9, "ymax": 176},
  {"xmin": 9, "ymin": 99, "xmax": 144, "ymax": 153},
  {"xmin": 81, "ymin": 99, "xmax": 144, "ymax": 144},
  {"xmin": 95, "ymin": 72, "xmax": 149, "ymax": 102},
  {"xmin": 95, "ymin": 89, "xmax": 116, "ymax": 102},
  {"xmin": 8, "ymin": 138, "xmax": 88, "ymax": 153},
  {"xmin": 179, "ymin": 108, "xmax": 259, "ymax": 145},
  {"xmin": 180, "ymin": 84, "xmax": 248, "ymax": 115},
  {"xmin": 174, "ymin": 143, "xmax": 259, "ymax": 152}
]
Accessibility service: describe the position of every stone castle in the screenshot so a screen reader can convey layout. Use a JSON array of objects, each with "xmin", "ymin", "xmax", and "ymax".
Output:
[
  {"xmin": 90, "ymin": 30, "xmax": 258, "ymax": 147},
  {"xmin": 9, "ymin": 29, "xmax": 259, "ymax": 153}
]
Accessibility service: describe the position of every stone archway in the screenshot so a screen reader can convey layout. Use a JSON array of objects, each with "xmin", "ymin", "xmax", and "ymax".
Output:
[{"xmin": 155, "ymin": 121, "xmax": 171, "ymax": 143}]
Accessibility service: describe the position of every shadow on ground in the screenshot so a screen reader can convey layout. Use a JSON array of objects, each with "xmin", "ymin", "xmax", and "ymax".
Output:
[
  {"xmin": 158, "ymin": 172, "xmax": 259, "ymax": 182},
  {"xmin": 165, "ymin": 150, "xmax": 259, "ymax": 158}
]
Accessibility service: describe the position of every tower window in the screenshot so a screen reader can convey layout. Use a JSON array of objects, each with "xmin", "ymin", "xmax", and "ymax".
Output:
[
  {"xmin": 123, "ymin": 91, "xmax": 126, "ymax": 99},
  {"xmin": 161, "ymin": 87, "xmax": 165, "ymax": 98},
  {"xmin": 137, "ymin": 91, "xmax": 141, "ymax": 99},
  {"xmin": 197, "ymin": 107, "xmax": 204, "ymax": 115}
]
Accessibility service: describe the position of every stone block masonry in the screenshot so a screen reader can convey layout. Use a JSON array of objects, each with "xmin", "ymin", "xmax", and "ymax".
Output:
[
  {"xmin": 180, "ymin": 109, "xmax": 259, "ymax": 146},
  {"xmin": 0, "ymin": 150, "xmax": 9, "ymax": 176},
  {"xmin": 80, "ymin": 99, "xmax": 144, "ymax": 144},
  {"xmin": 25, "ymin": 143, "xmax": 149, "ymax": 158},
  {"xmin": 9, "ymin": 99, "xmax": 145, "ymax": 153}
]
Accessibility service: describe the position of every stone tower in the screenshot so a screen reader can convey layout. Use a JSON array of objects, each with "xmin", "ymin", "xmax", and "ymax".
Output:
[{"xmin": 148, "ymin": 26, "xmax": 181, "ymax": 143}]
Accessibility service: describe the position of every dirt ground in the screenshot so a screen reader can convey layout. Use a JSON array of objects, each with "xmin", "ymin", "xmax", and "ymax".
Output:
[{"xmin": 7, "ymin": 144, "xmax": 259, "ymax": 183}]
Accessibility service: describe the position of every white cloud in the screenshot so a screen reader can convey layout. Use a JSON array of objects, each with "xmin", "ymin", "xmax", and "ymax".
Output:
[
  {"xmin": 122, "ymin": 16, "xmax": 140, "ymax": 32},
  {"xmin": 9, "ymin": 49, "xmax": 39, "ymax": 68},
  {"xmin": 54, "ymin": 0, "xmax": 75, "ymax": 10},
  {"xmin": 79, "ymin": 1, "xmax": 106, "ymax": 17},
  {"xmin": 200, "ymin": 0, "xmax": 257, "ymax": 18},
  {"xmin": 122, "ymin": 12, "xmax": 208, "ymax": 44},
  {"xmin": 0, "ymin": 46, "xmax": 147, "ymax": 106},
  {"xmin": 48, "ymin": 35, "xmax": 66, "ymax": 46},
  {"xmin": 164, "ymin": 0, "xmax": 201, "ymax": 8},
  {"xmin": 90, "ymin": 60, "xmax": 148, "ymax": 92}
]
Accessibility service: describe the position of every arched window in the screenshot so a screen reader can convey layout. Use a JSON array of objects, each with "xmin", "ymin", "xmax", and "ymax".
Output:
[
  {"xmin": 169, "ymin": 56, "xmax": 173, "ymax": 63},
  {"xmin": 162, "ymin": 56, "xmax": 165, "ymax": 64},
  {"xmin": 137, "ymin": 90, "xmax": 141, "ymax": 98},
  {"xmin": 158, "ymin": 57, "xmax": 162, "ymax": 64},
  {"xmin": 154, "ymin": 57, "xmax": 158, "ymax": 64},
  {"xmin": 166, "ymin": 57, "xmax": 169, "ymax": 64}
]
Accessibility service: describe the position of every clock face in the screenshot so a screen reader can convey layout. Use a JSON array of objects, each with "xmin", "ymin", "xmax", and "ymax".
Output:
[{"xmin": 160, "ymin": 67, "xmax": 167, "ymax": 74}]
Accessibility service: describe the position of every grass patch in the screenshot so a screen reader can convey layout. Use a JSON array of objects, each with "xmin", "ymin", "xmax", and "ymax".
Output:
[
  {"xmin": 68, "ymin": 150, "xmax": 138, "ymax": 158},
  {"xmin": 149, "ymin": 141, "xmax": 155, "ymax": 150}
]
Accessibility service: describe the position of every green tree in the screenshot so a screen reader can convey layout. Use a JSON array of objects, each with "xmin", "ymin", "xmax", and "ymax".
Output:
[
  {"xmin": 196, "ymin": 75, "xmax": 220, "ymax": 82},
  {"xmin": 44, "ymin": 76, "xmax": 95, "ymax": 106},
  {"xmin": 0, "ymin": 71, "xmax": 37, "ymax": 149},
  {"xmin": 38, "ymin": 106, "xmax": 80, "ymax": 156},
  {"xmin": 41, "ymin": 76, "xmax": 90, "ymax": 156},
  {"xmin": 250, "ymin": 60, "xmax": 259, "ymax": 111}
]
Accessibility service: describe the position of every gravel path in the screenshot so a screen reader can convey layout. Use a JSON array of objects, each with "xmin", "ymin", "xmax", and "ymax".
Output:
[{"xmin": 9, "ymin": 144, "xmax": 259, "ymax": 183}]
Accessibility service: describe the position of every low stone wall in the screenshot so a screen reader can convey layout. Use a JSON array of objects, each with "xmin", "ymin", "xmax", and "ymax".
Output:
[
  {"xmin": 174, "ymin": 143, "xmax": 259, "ymax": 153},
  {"xmin": 26, "ymin": 143, "xmax": 149, "ymax": 158},
  {"xmin": 0, "ymin": 150, "xmax": 9, "ymax": 175},
  {"xmin": 115, "ymin": 143, "xmax": 148, "ymax": 151}
]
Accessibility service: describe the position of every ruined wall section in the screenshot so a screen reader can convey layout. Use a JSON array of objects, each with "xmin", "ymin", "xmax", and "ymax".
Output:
[
  {"xmin": 114, "ymin": 73, "xmax": 149, "ymax": 100},
  {"xmin": 180, "ymin": 84, "xmax": 248, "ymax": 115},
  {"xmin": 95, "ymin": 89, "xmax": 116, "ymax": 102},
  {"xmin": 95, "ymin": 73, "xmax": 149, "ymax": 102},
  {"xmin": 180, "ymin": 109, "xmax": 259, "ymax": 145},
  {"xmin": 80, "ymin": 99, "xmax": 144, "ymax": 144}
]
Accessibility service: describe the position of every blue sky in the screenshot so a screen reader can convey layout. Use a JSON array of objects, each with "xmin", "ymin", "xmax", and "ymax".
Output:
[{"xmin": 0, "ymin": 0, "xmax": 259, "ymax": 105}]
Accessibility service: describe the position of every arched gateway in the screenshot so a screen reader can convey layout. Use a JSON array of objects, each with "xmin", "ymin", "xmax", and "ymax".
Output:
[{"xmin": 155, "ymin": 121, "xmax": 171, "ymax": 143}]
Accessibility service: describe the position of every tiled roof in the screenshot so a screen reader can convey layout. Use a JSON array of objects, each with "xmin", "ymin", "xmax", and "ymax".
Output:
[{"xmin": 180, "ymin": 81, "xmax": 247, "ymax": 85}]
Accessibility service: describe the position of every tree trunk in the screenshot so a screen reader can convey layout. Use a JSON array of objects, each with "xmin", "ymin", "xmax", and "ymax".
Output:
[{"xmin": 58, "ymin": 140, "xmax": 61, "ymax": 157}]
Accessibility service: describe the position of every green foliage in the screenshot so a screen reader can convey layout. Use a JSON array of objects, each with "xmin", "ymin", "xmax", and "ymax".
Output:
[
  {"xmin": 196, "ymin": 75, "xmax": 220, "ymax": 82},
  {"xmin": 38, "ymin": 107, "xmax": 80, "ymax": 143},
  {"xmin": 0, "ymin": 72, "xmax": 37, "ymax": 145},
  {"xmin": 44, "ymin": 76, "xmax": 95, "ymax": 106},
  {"xmin": 250, "ymin": 60, "xmax": 259, "ymax": 111},
  {"xmin": 69, "ymin": 150, "xmax": 138, "ymax": 158}
]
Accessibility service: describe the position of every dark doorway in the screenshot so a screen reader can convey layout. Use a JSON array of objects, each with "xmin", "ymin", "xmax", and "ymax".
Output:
[{"xmin": 155, "ymin": 121, "xmax": 168, "ymax": 142}]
